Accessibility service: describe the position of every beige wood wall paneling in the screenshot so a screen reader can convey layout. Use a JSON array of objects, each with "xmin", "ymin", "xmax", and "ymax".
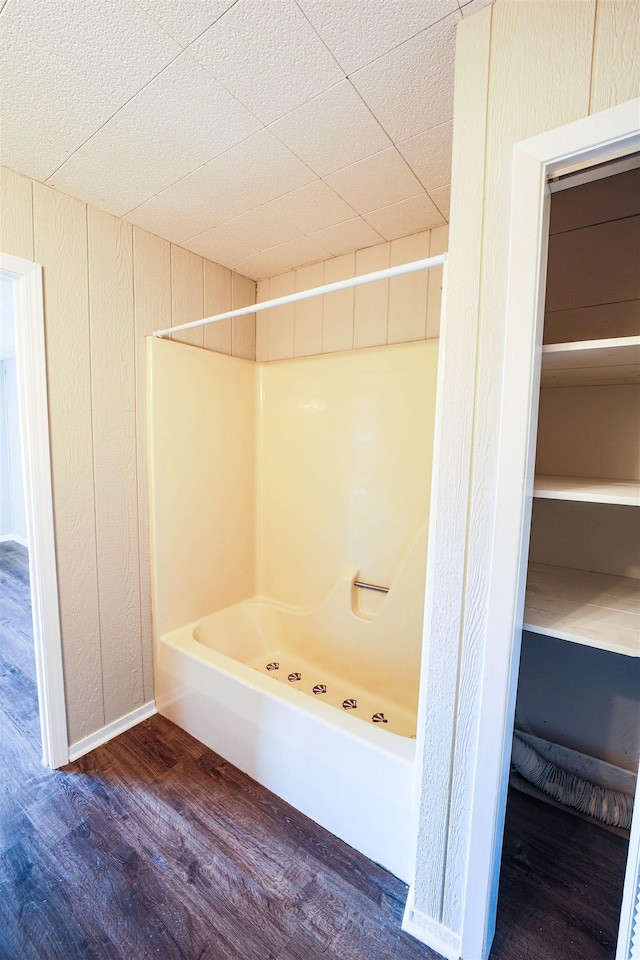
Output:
[
  {"xmin": 255, "ymin": 279, "xmax": 270, "ymax": 362},
  {"xmin": 437, "ymin": 0, "xmax": 597, "ymax": 934},
  {"xmin": 426, "ymin": 224, "xmax": 449, "ymax": 340},
  {"xmin": 322, "ymin": 253, "xmax": 355, "ymax": 354},
  {"xmin": 353, "ymin": 242, "xmax": 390, "ymax": 349},
  {"xmin": 388, "ymin": 232, "xmax": 429, "ymax": 345},
  {"xmin": 87, "ymin": 208, "xmax": 144, "ymax": 725},
  {"xmin": 254, "ymin": 229, "xmax": 448, "ymax": 362},
  {"xmin": 0, "ymin": 167, "xmax": 34, "ymax": 260},
  {"xmin": 32, "ymin": 183, "xmax": 104, "ymax": 743},
  {"xmin": 171, "ymin": 244, "xmax": 204, "ymax": 348},
  {"xmin": 133, "ymin": 227, "xmax": 171, "ymax": 704},
  {"xmin": 529, "ymin": 499, "xmax": 640, "ymax": 579},
  {"xmin": 549, "ymin": 167, "xmax": 640, "ymax": 235},
  {"xmin": 412, "ymin": 3, "xmax": 493, "ymax": 927},
  {"xmin": 294, "ymin": 262, "xmax": 324, "ymax": 357},
  {"xmin": 590, "ymin": 0, "xmax": 640, "ymax": 112},
  {"xmin": 543, "ymin": 299, "xmax": 640, "ymax": 343},
  {"xmin": 231, "ymin": 272, "xmax": 256, "ymax": 361},
  {"xmin": 546, "ymin": 215, "xmax": 640, "ymax": 312},
  {"xmin": 536, "ymin": 383, "xmax": 640, "ymax": 480},
  {"xmin": 267, "ymin": 272, "xmax": 295, "ymax": 361},
  {"xmin": 203, "ymin": 261, "xmax": 232, "ymax": 356}
]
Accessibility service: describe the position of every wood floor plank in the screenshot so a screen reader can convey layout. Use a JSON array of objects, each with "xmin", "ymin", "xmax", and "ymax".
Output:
[
  {"xmin": 0, "ymin": 542, "xmax": 629, "ymax": 960},
  {"xmin": 490, "ymin": 789, "xmax": 627, "ymax": 960}
]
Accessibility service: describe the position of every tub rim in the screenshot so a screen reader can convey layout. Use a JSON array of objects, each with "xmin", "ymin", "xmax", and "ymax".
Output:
[{"xmin": 161, "ymin": 620, "xmax": 416, "ymax": 763}]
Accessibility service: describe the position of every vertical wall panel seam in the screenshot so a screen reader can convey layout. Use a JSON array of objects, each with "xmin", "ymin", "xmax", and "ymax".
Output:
[
  {"xmin": 29, "ymin": 179, "xmax": 35, "ymax": 263},
  {"xmin": 169, "ymin": 245, "xmax": 175, "ymax": 337},
  {"xmin": 130, "ymin": 228, "xmax": 146, "ymax": 699},
  {"xmin": 85, "ymin": 204, "xmax": 106, "ymax": 728},
  {"xmin": 588, "ymin": 1, "xmax": 601, "ymax": 115},
  {"xmin": 132, "ymin": 226, "xmax": 146, "ymax": 694}
]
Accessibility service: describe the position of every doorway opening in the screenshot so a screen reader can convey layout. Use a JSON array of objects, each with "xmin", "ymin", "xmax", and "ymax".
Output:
[{"xmin": 0, "ymin": 253, "xmax": 67, "ymax": 770}]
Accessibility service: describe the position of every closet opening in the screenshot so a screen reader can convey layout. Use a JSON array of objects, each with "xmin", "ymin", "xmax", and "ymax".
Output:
[{"xmin": 493, "ymin": 158, "xmax": 640, "ymax": 959}]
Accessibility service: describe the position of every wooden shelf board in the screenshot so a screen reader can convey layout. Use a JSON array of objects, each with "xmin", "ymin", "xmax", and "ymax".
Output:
[
  {"xmin": 541, "ymin": 336, "xmax": 640, "ymax": 386},
  {"xmin": 524, "ymin": 563, "xmax": 640, "ymax": 658},
  {"xmin": 533, "ymin": 475, "xmax": 640, "ymax": 506}
]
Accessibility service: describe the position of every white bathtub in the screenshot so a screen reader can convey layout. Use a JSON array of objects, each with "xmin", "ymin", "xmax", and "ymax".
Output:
[{"xmin": 154, "ymin": 530, "xmax": 428, "ymax": 883}]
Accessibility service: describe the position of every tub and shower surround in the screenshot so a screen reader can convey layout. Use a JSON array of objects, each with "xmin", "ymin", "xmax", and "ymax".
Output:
[{"xmin": 147, "ymin": 335, "xmax": 438, "ymax": 880}]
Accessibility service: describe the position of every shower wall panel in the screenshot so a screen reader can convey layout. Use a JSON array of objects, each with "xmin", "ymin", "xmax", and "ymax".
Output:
[
  {"xmin": 148, "ymin": 338, "xmax": 257, "ymax": 636},
  {"xmin": 258, "ymin": 340, "xmax": 438, "ymax": 607}
]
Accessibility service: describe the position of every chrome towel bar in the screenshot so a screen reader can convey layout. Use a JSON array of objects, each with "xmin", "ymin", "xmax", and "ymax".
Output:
[{"xmin": 354, "ymin": 580, "xmax": 389, "ymax": 594}]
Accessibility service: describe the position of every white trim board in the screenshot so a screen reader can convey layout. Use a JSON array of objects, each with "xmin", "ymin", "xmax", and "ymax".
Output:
[
  {"xmin": 0, "ymin": 253, "xmax": 69, "ymax": 769},
  {"xmin": 402, "ymin": 888, "xmax": 462, "ymax": 960},
  {"xmin": 68, "ymin": 700, "xmax": 157, "ymax": 762}
]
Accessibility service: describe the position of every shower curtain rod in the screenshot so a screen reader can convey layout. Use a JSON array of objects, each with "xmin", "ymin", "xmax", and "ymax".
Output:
[{"xmin": 152, "ymin": 252, "xmax": 447, "ymax": 339}]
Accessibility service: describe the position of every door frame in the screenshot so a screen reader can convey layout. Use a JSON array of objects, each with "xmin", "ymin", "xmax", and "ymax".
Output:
[
  {"xmin": 458, "ymin": 98, "xmax": 640, "ymax": 959},
  {"xmin": 1, "ymin": 252, "xmax": 68, "ymax": 768}
]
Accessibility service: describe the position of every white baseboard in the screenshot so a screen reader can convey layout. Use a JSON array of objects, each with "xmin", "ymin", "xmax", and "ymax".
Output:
[
  {"xmin": 0, "ymin": 534, "xmax": 28, "ymax": 546},
  {"xmin": 402, "ymin": 887, "xmax": 461, "ymax": 960},
  {"xmin": 68, "ymin": 700, "xmax": 157, "ymax": 762}
]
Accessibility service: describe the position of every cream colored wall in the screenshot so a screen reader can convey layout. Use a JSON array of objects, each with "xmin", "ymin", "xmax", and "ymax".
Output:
[
  {"xmin": 255, "ymin": 226, "xmax": 448, "ymax": 361},
  {"xmin": 413, "ymin": 0, "xmax": 640, "ymax": 940},
  {"xmin": 147, "ymin": 339, "xmax": 257, "ymax": 636},
  {"xmin": 258, "ymin": 341, "xmax": 439, "ymax": 608},
  {"xmin": 0, "ymin": 164, "xmax": 256, "ymax": 745}
]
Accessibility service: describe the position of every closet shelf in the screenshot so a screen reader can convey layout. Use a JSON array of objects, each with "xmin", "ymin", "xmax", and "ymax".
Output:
[
  {"xmin": 524, "ymin": 562, "xmax": 640, "ymax": 658},
  {"xmin": 540, "ymin": 335, "xmax": 640, "ymax": 387},
  {"xmin": 533, "ymin": 475, "xmax": 640, "ymax": 506}
]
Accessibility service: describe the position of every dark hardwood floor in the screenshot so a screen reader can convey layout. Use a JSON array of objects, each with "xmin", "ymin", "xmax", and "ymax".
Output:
[{"xmin": 0, "ymin": 542, "xmax": 629, "ymax": 960}]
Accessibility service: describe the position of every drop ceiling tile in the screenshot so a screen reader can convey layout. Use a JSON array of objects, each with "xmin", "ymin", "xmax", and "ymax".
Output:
[
  {"xmin": 46, "ymin": 152, "xmax": 156, "ymax": 218},
  {"xmin": 363, "ymin": 194, "xmax": 446, "ymax": 241},
  {"xmin": 0, "ymin": 109, "xmax": 80, "ymax": 184},
  {"xmin": 182, "ymin": 223, "xmax": 250, "ymax": 265},
  {"xmin": 126, "ymin": 53, "xmax": 262, "ymax": 163},
  {"xmin": 188, "ymin": 0, "xmax": 345, "ymax": 124},
  {"xmin": 309, "ymin": 218, "xmax": 384, "ymax": 257},
  {"xmin": 325, "ymin": 148, "xmax": 424, "ymax": 216},
  {"xmin": 0, "ymin": 31, "xmax": 121, "ymax": 178},
  {"xmin": 430, "ymin": 184, "xmax": 451, "ymax": 221},
  {"xmin": 185, "ymin": 206, "xmax": 301, "ymax": 264},
  {"xmin": 398, "ymin": 121, "xmax": 453, "ymax": 192},
  {"xmin": 124, "ymin": 195, "xmax": 217, "ymax": 244},
  {"xmin": 227, "ymin": 251, "xmax": 286, "ymax": 282},
  {"xmin": 133, "ymin": 0, "xmax": 236, "ymax": 46},
  {"xmin": 270, "ymin": 80, "xmax": 392, "ymax": 177},
  {"xmin": 397, "ymin": 121, "xmax": 453, "ymax": 192},
  {"xmin": 1, "ymin": 0, "xmax": 182, "ymax": 105},
  {"xmin": 350, "ymin": 11, "xmax": 460, "ymax": 143},
  {"xmin": 265, "ymin": 180, "xmax": 356, "ymax": 234},
  {"xmin": 298, "ymin": 0, "xmax": 459, "ymax": 75},
  {"xmin": 260, "ymin": 236, "xmax": 333, "ymax": 273},
  {"xmin": 48, "ymin": 102, "xmax": 203, "ymax": 199},
  {"xmin": 203, "ymin": 129, "xmax": 316, "ymax": 213},
  {"xmin": 154, "ymin": 166, "xmax": 253, "ymax": 228},
  {"xmin": 228, "ymin": 206, "xmax": 303, "ymax": 252}
]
